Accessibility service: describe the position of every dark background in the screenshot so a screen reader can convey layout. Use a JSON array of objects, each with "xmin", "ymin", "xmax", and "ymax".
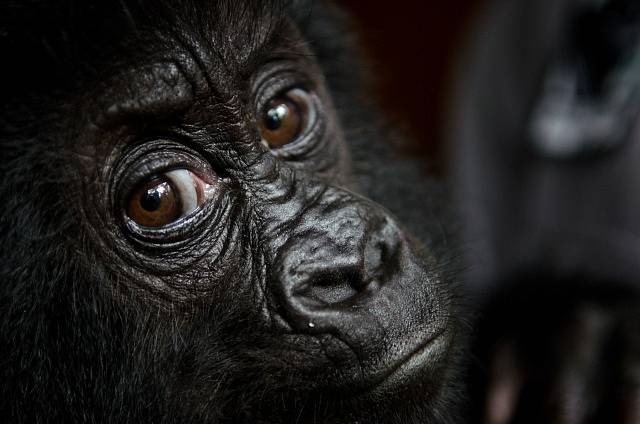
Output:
[{"xmin": 338, "ymin": 1, "xmax": 483, "ymax": 166}]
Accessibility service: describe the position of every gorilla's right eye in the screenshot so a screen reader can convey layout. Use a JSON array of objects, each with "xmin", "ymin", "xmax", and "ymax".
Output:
[{"xmin": 126, "ymin": 169, "xmax": 212, "ymax": 228}]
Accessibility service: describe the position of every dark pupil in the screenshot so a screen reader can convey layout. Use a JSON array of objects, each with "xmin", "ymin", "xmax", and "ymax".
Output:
[
  {"xmin": 140, "ymin": 187, "xmax": 162, "ymax": 211},
  {"xmin": 265, "ymin": 103, "xmax": 289, "ymax": 130}
]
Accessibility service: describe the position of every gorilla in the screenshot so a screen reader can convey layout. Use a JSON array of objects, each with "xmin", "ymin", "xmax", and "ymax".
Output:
[
  {"xmin": 449, "ymin": 0, "xmax": 640, "ymax": 422},
  {"xmin": 0, "ymin": 1, "xmax": 466, "ymax": 423}
]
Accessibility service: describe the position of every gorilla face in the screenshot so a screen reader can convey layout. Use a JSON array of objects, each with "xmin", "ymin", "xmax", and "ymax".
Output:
[{"xmin": 0, "ymin": 2, "xmax": 463, "ymax": 423}]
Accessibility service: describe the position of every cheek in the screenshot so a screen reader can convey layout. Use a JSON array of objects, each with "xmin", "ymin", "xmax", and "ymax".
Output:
[
  {"xmin": 301, "ymin": 92, "xmax": 354, "ymax": 187},
  {"xmin": 82, "ymin": 173, "xmax": 253, "ymax": 300},
  {"xmin": 323, "ymin": 114, "xmax": 354, "ymax": 187},
  {"xmin": 101, "ymin": 222, "xmax": 254, "ymax": 301}
]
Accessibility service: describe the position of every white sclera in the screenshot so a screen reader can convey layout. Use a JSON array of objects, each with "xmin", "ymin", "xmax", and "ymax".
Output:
[{"xmin": 165, "ymin": 169, "xmax": 213, "ymax": 216}]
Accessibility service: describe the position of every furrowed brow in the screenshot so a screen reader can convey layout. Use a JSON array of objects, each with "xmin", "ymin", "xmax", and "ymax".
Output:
[{"xmin": 93, "ymin": 61, "xmax": 194, "ymax": 128}]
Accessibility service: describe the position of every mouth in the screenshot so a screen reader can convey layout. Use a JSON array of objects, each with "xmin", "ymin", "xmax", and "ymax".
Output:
[
  {"xmin": 318, "ymin": 325, "xmax": 451, "ymax": 399},
  {"xmin": 368, "ymin": 329, "xmax": 449, "ymax": 394}
]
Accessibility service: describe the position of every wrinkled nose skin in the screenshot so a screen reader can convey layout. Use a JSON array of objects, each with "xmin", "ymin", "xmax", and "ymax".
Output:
[{"xmin": 253, "ymin": 159, "xmax": 452, "ymax": 391}]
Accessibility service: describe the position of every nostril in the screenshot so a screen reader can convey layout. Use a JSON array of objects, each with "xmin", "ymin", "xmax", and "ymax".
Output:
[
  {"xmin": 291, "ymin": 233, "xmax": 402, "ymax": 308},
  {"xmin": 364, "ymin": 233, "xmax": 401, "ymax": 283},
  {"xmin": 296, "ymin": 268, "xmax": 369, "ymax": 306},
  {"xmin": 364, "ymin": 240, "xmax": 387, "ymax": 282}
]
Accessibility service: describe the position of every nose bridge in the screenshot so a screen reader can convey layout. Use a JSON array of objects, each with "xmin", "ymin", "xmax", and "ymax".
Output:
[
  {"xmin": 271, "ymin": 181, "xmax": 378, "ymax": 284},
  {"xmin": 245, "ymin": 152, "xmax": 375, "ymax": 248},
  {"xmin": 243, "ymin": 153, "xmax": 329, "ymax": 238},
  {"xmin": 274, "ymin": 194, "xmax": 375, "ymax": 289}
]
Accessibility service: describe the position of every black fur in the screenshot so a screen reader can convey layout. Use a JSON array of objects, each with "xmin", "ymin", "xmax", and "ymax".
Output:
[{"xmin": 1, "ymin": 1, "xmax": 466, "ymax": 423}]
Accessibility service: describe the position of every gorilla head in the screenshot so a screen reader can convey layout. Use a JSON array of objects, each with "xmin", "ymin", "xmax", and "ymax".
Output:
[{"xmin": 0, "ymin": 1, "xmax": 464, "ymax": 423}]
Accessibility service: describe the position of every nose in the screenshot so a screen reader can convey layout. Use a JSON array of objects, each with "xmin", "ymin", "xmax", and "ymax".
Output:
[
  {"xmin": 270, "ymin": 187, "xmax": 405, "ymax": 334},
  {"xmin": 243, "ymin": 154, "xmax": 442, "ymax": 360}
]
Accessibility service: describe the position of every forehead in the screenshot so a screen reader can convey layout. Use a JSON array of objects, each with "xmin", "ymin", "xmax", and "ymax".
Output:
[
  {"xmin": 127, "ymin": 1, "xmax": 290, "ymax": 64},
  {"xmin": 2, "ymin": 0, "xmax": 288, "ymax": 41},
  {"xmin": 1, "ymin": 0, "xmax": 300, "ymax": 101}
]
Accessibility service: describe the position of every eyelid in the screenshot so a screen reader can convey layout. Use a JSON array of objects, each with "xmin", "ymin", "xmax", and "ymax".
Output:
[
  {"xmin": 113, "ymin": 141, "xmax": 215, "ymax": 205},
  {"xmin": 253, "ymin": 64, "xmax": 314, "ymax": 112}
]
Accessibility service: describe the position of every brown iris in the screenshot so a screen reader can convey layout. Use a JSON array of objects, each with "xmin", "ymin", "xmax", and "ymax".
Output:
[
  {"xmin": 126, "ymin": 178, "xmax": 180, "ymax": 228},
  {"xmin": 259, "ymin": 89, "xmax": 310, "ymax": 148}
]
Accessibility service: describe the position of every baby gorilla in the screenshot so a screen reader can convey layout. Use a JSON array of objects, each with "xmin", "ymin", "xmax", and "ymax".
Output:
[{"xmin": 0, "ymin": 1, "xmax": 465, "ymax": 423}]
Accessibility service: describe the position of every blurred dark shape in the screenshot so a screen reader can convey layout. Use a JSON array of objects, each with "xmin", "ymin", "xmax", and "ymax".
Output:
[
  {"xmin": 529, "ymin": 0, "xmax": 640, "ymax": 158},
  {"xmin": 450, "ymin": 0, "xmax": 640, "ymax": 296},
  {"xmin": 449, "ymin": 0, "xmax": 640, "ymax": 422}
]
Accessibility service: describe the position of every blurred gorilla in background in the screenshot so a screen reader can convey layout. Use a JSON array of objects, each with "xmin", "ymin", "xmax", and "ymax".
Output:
[
  {"xmin": 0, "ymin": 1, "xmax": 466, "ymax": 423},
  {"xmin": 450, "ymin": 0, "xmax": 640, "ymax": 422}
]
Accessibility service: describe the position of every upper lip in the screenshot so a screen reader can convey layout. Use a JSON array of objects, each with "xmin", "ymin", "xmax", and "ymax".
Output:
[
  {"xmin": 388, "ymin": 329, "xmax": 445, "ymax": 374},
  {"xmin": 354, "ymin": 327, "xmax": 448, "ymax": 392}
]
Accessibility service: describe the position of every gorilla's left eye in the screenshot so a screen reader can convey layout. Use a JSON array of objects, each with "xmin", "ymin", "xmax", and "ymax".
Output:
[
  {"xmin": 126, "ymin": 169, "xmax": 212, "ymax": 228},
  {"xmin": 259, "ymin": 88, "xmax": 316, "ymax": 148}
]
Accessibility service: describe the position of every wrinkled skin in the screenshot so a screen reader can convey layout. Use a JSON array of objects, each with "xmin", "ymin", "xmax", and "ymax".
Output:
[
  {"xmin": 450, "ymin": 0, "xmax": 640, "ymax": 422},
  {"xmin": 0, "ymin": 1, "xmax": 465, "ymax": 423}
]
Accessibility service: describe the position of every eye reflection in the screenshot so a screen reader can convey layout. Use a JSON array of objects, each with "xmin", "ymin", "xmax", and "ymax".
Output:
[{"xmin": 140, "ymin": 181, "xmax": 171, "ymax": 212}]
